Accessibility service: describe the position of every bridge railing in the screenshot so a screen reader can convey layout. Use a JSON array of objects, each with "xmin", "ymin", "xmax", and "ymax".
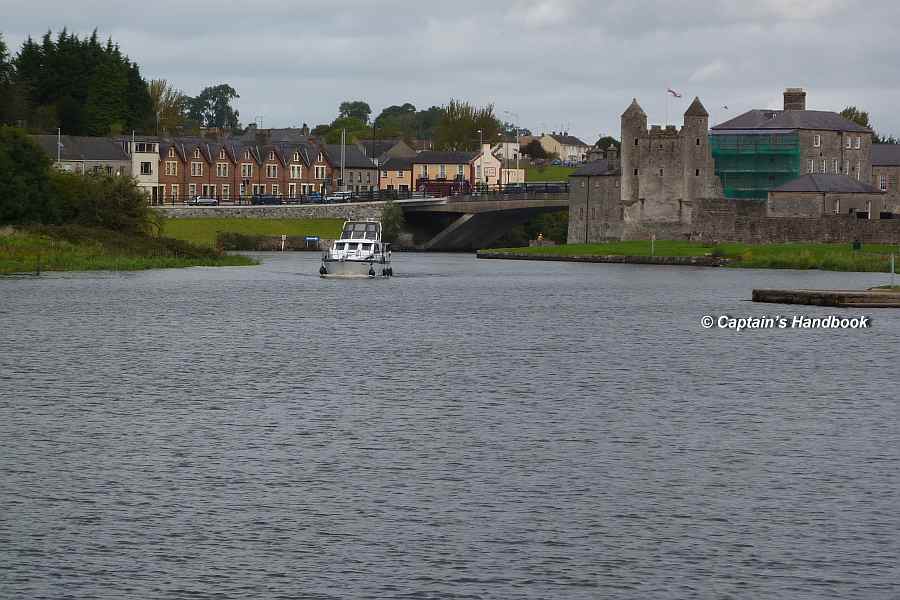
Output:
[{"xmin": 149, "ymin": 182, "xmax": 569, "ymax": 207}]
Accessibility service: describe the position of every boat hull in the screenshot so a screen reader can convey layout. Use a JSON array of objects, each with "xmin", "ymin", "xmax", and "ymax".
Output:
[{"xmin": 320, "ymin": 258, "xmax": 391, "ymax": 278}]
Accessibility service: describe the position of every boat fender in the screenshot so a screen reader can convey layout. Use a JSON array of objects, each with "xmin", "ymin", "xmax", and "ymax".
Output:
[{"xmin": 319, "ymin": 265, "xmax": 327, "ymax": 275}]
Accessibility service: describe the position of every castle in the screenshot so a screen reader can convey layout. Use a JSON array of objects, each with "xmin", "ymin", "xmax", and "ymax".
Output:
[
  {"xmin": 568, "ymin": 96, "xmax": 722, "ymax": 242},
  {"xmin": 569, "ymin": 89, "xmax": 899, "ymax": 244}
]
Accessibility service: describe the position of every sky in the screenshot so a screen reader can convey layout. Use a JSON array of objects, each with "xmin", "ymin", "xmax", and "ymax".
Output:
[{"xmin": 4, "ymin": 0, "xmax": 900, "ymax": 143}]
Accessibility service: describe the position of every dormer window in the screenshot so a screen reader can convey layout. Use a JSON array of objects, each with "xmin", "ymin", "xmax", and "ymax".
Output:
[
  {"xmin": 193, "ymin": 148, "xmax": 200, "ymax": 159},
  {"xmin": 268, "ymin": 151, "xmax": 275, "ymax": 161},
  {"xmin": 168, "ymin": 147, "xmax": 175, "ymax": 158},
  {"xmin": 317, "ymin": 152, "xmax": 324, "ymax": 162},
  {"xmin": 243, "ymin": 151, "xmax": 251, "ymax": 160},
  {"xmin": 219, "ymin": 150, "xmax": 226, "ymax": 159}
]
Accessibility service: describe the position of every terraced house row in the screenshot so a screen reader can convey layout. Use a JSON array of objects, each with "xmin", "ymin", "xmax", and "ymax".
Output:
[{"xmin": 33, "ymin": 132, "xmax": 380, "ymax": 203}]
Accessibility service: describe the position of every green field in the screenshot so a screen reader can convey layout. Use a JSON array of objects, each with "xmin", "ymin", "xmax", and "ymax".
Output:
[
  {"xmin": 162, "ymin": 218, "xmax": 344, "ymax": 247},
  {"xmin": 524, "ymin": 165, "xmax": 576, "ymax": 182},
  {"xmin": 485, "ymin": 241, "xmax": 900, "ymax": 273},
  {"xmin": 0, "ymin": 226, "xmax": 256, "ymax": 274}
]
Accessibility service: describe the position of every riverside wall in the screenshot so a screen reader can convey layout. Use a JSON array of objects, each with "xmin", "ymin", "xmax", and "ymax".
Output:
[
  {"xmin": 622, "ymin": 198, "xmax": 900, "ymax": 244},
  {"xmin": 154, "ymin": 203, "xmax": 385, "ymax": 220}
]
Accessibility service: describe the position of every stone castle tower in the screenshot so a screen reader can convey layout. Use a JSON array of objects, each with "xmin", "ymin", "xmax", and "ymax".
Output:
[{"xmin": 619, "ymin": 97, "xmax": 721, "ymax": 232}]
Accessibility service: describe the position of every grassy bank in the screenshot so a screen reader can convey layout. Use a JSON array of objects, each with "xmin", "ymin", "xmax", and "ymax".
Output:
[
  {"xmin": 0, "ymin": 225, "xmax": 257, "ymax": 274},
  {"xmin": 524, "ymin": 165, "xmax": 575, "ymax": 181},
  {"xmin": 485, "ymin": 241, "xmax": 900, "ymax": 273},
  {"xmin": 162, "ymin": 218, "xmax": 344, "ymax": 247}
]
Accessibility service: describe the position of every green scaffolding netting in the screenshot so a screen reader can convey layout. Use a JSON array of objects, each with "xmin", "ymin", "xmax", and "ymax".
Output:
[{"xmin": 710, "ymin": 133, "xmax": 801, "ymax": 199}]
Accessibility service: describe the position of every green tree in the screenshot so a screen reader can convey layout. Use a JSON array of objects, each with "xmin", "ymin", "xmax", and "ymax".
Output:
[
  {"xmin": 0, "ymin": 126, "xmax": 55, "ymax": 223},
  {"xmin": 840, "ymin": 106, "xmax": 871, "ymax": 130},
  {"xmin": 49, "ymin": 171, "xmax": 160, "ymax": 235},
  {"xmin": 0, "ymin": 33, "xmax": 12, "ymax": 123},
  {"xmin": 323, "ymin": 116, "xmax": 370, "ymax": 144},
  {"xmin": 594, "ymin": 135, "xmax": 621, "ymax": 151},
  {"xmin": 338, "ymin": 100, "xmax": 371, "ymax": 123},
  {"xmin": 522, "ymin": 139, "xmax": 547, "ymax": 159},
  {"xmin": 148, "ymin": 79, "xmax": 187, "ymax": 133},
  {"xmin": 187, "ymin": 84, "xmax": 240, "ymax": 129},
  {"xmin": 434, "ymin": 99, "xmax": 501, "ymax": 151},
  {"xmin": 381, "ymin": 198, "xmax": 405, "ymax": 243}
]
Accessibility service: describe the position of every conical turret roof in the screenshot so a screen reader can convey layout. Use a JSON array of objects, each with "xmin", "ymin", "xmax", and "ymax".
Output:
[
  {"xmin": 684, "ymin": 96, "xmax": 709, "ymax": 117},
  {"xmin": 622, "ymin": 98, "xmax": 646, "ymax": 117}
]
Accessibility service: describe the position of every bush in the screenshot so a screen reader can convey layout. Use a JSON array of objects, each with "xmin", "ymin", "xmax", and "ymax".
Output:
[
  {"xmin": 49, "ymin": 171, "xmax": 161, "ymax": 236},
  {"xmin": 0, "ymin": 126, "xmax": 55, "ymax": 223},
  {"xmin": 381, "ymin": 198, "xmax": 405, "ymax": 243}
]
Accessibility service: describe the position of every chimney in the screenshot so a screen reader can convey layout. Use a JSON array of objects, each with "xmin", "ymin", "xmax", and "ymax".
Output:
[{"xmin": 784, "ymin": 87, "xmax": 806, "ymax": 111}]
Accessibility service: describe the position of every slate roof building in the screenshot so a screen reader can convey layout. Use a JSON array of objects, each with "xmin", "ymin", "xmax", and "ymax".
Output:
[
  {"xmin": 379, "ymin": 156, "xmax": 414, "ymax": 192},
  {"xmin": 567, "ymin": 152, "xmax": 624, "ymax": 243},
  {"xmin": 539, "ymin": 132, "xmax": 590, "ymax": 163},
  {"xmin": 767, "ymin": 173, "xmax": 885, "ymax": 219},
  {"xmin": 32, "ymin": 135, "xmax": 131, "ymax": 176},
  {"xmin": 710, "ymin": 88, "xmax": 874, "ymax": 199},
  {"xmin": 323, "ymin": 144, "xmax": 379, "ymax": 193},
  {"xmin": 872, "ymin": 144, "xmax": 900, "ymax": 213}
]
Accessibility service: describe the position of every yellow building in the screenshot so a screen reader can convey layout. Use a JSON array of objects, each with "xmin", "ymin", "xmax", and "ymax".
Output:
[{"xmin": 380, "ymin": 157, "xmax": 413, "ymax": 192}]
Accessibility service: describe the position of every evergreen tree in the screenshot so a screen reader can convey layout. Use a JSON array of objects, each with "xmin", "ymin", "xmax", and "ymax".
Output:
[{"xmin": 0, "ymin": 33, "xmax": 12, "ymax": 123}]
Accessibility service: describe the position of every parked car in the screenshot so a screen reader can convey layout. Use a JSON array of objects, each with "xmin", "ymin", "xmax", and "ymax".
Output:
[
  {"xmin": 502, "ymin": 184, "xmax": 527, "ymax": 194},
  {"xmin": 188, "ymin": 196, "xmax": 218, "ymax": 206},
  {"xmin": 324, "ymin": 191, "xmax": 354, "ymax": 204},
  {"xmin": 251, "ymin": 195, "xmax": 282, "ymax": 205},
  {"xmin": 551, "ymin": 159, "xmax": 562, "ymax": 166}
]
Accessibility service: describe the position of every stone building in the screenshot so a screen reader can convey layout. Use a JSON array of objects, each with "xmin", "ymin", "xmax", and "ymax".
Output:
[
  {"xmin": 767, "ymin": 174, "xmax": 885, "ymax": 219},
  {"xmin": 567, "ymin": 149, "xmax": 622, "ymax": 243},
  {"xmin": 324, "ymin": 144, "xmax": 379, "ymax": 193},
  {"xmin": 620, "ymin": 96, "xmax": 722, "ymax": 233},
  {"xmin": 872, "ymin": 144, "xmax": 900, "ymax": 214},
  {"xmin": 710, "ymin": 89, "xmax": 873, "ymax": 199}
]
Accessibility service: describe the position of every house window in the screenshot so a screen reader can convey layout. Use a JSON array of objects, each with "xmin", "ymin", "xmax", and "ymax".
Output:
[
  {"xmin": 288, "ymin": 183, "xmax": 297, "ymax": 197},
  {"xmin": 317, "ymin": 152, "xmax": 324, "ymax": 162},
  {"xmin": 252, "ymin": 184, "xmax": 265, "ymax": 195},
  {"xmin": 421, "ymin": 165, "xmax": 428, "ymax": 178},
  {"xmin": 314, "ymin": 165, "xmax": 326, "ymax": 179},
  {"xmin": 189, "ymin": 183, "xmax": 196, "ymax": 197},
  {"xmin": 202, "ymin": 184, "xmax": 215, "ymax": 197},
  {"xmin": 695, "ymin": 169, "xmax": 700, "ymax": 176},
  {"xmin": 398, "ymin": 170, "xmax": 404, "ymax": 177},
  {"xmin": 191, "ymin": 162, "xmax": 203, "ymax": 177},
  {"xmin": 856, "ymin": 162, "xmax": 861, "ymax": 180},
  {"xmin": 272, "ymin": 184, "xmax": 279, "ymax": 195},
  {"xmin": 165, "ymin": 161, "xmax": 178, "ymax": 176},
  {"xmin": 168, "ymin": 147, "xmax": 175, "ymax": 158},
  {"xmin": 807, "ymin": 159, "xmax": 815, "ymax": 174},
  {"xmin": 243, "ymin": 151, "xmax": 251, "ymax": 160},
  {"xmin": 171, "ymin": 184, "xmax": 179, "ymax": 199},
  {"xmin": 193, "ymin": 148, "xmax": 200, "ymax": 159},
  {"xmin": 821, "ymin": 159, "xmax": 827, "ymax": 173},
  {"xmin": 140, "ymin": 162, "xmax": 152, "ymax": 175},
  {"xmin": 855, "ymin": 136, "xmax": 861, "ymax": 149},
  {"xmin": 222, "ymin": 184, "xmax": 230, "ymax": 198},
  {"xmin": 241, "ymin": 164, "xmax": 253, "ymax": 178},
  {"xmin": 216, "ymin": 163, "xmax": 229, "ymax": 177},
  {"xmin": 880, "ymin": 175, "xmax": 888, "ymax": 191},
  {"xmin": 382, "ymin": 170, "xmax": 388, "ymax": 177},
  {"xmin": 813, "ymin": 134, "xmax": 821, "ymax": 147},
  {"xmin": 634, "ymin": 138, "xmax": 638, "ymax": 146},
  {"xmin": 290, "ymin": 165, "xmax": 302, "ymax": 179},
  {"xmin": 843, "ymin": 160, "xmax": 849, "ymax": 175},
  {"xmin": 832, "ymin": 159, "xmax": 839, "ymax": 173},
  {"xmin": 219, "ymin": 150, "xmax": 226, "ymax": 160},
  {"xmin": 846, "ymin": 137, "xmax": 852, "ymax": 149},
  {"xmin": 266, "ymin": 164, "xmax": 278, "ymax": 178},
  {"xmin": 457, "ymin": 165, "xmax": 464, "ymax": 177},
  {"xmin": 293, "ymin": 151, "xmax": 300, "ymax": 162},
  {"xmin": 356, "ymin": 172, "xmax": 362, "ymax": 183}
]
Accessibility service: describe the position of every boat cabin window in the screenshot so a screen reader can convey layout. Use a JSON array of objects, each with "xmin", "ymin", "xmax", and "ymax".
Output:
[
  {"xmin": 373, "ymin": 244, "xmax": 380, "ymax": 253},
  {"xmin": 347, "ymin": 242, "xmax": 359, "ymax": 251},
  {"xmin": 362, "ymin": 243, "xmax": 373, "ymax": 253},
  {"xmin": 335, "ymin": 242, "xmax": 346, "ymax": 250}
]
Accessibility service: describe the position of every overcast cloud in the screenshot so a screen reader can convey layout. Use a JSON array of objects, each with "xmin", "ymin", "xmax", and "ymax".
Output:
[{"xmin": 4, "ymin": 0, "xmax": 900, "ymax": 142}]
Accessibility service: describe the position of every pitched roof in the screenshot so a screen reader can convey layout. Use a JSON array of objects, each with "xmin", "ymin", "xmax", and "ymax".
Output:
[
  {"xmin": 412, "ymin": 150, "xmax": 477, "ymax": 164},
  {"xmin": 771, "ymin": 173, "xmax": 881, "ymax": 194},
  {"xmin": 381, "ymin": 156, "xmax": 413, "ymax": 171},
  {"xmin": 32, "ymin": 135, "xmax": 129, "ymax": 162},
  {"xmin": 570, "ymin": 159, "xmax": 620, "ymax": 177},
  {"xmin": 684, "ymin": 97, "xmax": 709, "ymax": 117},
  {"xmin": 713, "ymin": 109, "xmax": 871, "ymax": 133},
  {"xmin": 323, "ymin": 144, "xmax": 377, "ymax": 169},
  {"xmin": 622, "ymin": 98, "xmax": 646, "ymax": 118},
  {"xmin": 872, "ymin": 144, "xmax": 900, "ymax": 166},
  {"xmin": 547, "ymin": 133, "xmax": 588, "ymax": 147}
]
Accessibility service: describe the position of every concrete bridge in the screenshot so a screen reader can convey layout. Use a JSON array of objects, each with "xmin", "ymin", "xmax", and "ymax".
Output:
[
  {"xmin": 400, "ymin": 193, "xmax": 569, "ymax": 250},
  {"xmin": 154, "ymin": 188, "xmax": 569, "ymax": 250}
]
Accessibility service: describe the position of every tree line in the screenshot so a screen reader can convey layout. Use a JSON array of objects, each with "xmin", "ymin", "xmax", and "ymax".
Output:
[{"xmin": 0, "ymin": 30, "xmax": 242, "ymax": 136}]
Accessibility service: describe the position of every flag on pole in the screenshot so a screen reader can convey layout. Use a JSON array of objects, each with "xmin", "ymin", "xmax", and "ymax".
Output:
[
  {"xmin": 667, "ymin": 88, "xmax": 683, "ymax": 98},
  {"xmin": 722, "ymin": 105, "xmax": 729, "ymax": 110}
]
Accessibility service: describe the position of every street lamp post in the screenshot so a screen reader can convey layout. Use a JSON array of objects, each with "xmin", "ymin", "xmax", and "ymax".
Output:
[
  {"xmin": 503, "ymin": 110, "xmax": 521, "ymax": 173},
  {"xmin": 477, "ymin": 129, "xmax": 483, "ymax": 189}
]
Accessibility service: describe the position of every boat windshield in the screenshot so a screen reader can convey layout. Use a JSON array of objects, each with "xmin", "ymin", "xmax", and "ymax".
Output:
[
  {"xmin": 361, "ymin": 243, "xmax": 373, "ymax": 253},
  {"xmin": 347, "ymin": 242, "xmax": 359, "ymax": 251},
  {"xmin": 342, "ymin": 222, "xmax": 381, "ymax": 240},
  {"xmin": 335, "ymin": 242, "xmax": 346, "ymax": 250}
]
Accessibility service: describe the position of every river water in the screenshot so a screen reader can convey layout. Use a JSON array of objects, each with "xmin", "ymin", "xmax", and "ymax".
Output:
[{"xmin": 1, "ymin": 253, "xmax": 898, "ymax": 599}]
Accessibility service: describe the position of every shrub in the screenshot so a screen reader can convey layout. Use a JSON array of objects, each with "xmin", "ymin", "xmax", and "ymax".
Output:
[{"xmin": 0, "ymin": 126, "xmax": 55, "ymax": 224}]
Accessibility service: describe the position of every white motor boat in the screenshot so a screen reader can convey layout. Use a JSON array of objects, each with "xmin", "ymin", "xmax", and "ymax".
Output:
[{"xmin": 319, "ymin": 220, "xmax": 393, "ymax": 278}]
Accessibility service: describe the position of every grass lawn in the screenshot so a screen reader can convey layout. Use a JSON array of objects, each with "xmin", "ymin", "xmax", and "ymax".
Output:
[
  {"xmin": 524, "ymin": 165, "xmax": 576, "ymax": 182},
  {"xmin": 162, "ymin": 218, "xmax": 344, "ymax": 247},
  {"xmin": 485, "ymin": 241, "xmax": 900, "ymax": 273},
  {"xmin": 0, "ymin": 226, "xmax": 256, "ymax": 274}
]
